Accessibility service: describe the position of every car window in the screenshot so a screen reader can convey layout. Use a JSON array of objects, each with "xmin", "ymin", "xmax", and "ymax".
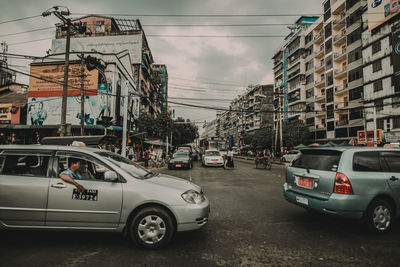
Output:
[
  {"xmin": 380, "ymin": 151, "xmax": 400, "ymax": 172},
  {"xmin": 0, "ymin": 153, "xmax": 50, "ymax": 177},
  {"xmin": 353, "ymin": 152, "xmax": 381, "ymax": 172},
  {"xmin": 205, "ymin": 151, "xmax": 220, "ymax": 156},
  {"xmin": 292, "ymin": 150, "xmax": 341, "ymax": 171},
  {"xmin": 173, "ymin": 153, "xmax": 188, "ymax": 158}
]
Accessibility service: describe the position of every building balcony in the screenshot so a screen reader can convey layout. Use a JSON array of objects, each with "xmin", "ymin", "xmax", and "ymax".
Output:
[
  {"xmin": 314, "ymin": 78, "xmax": 325, "ymax": 88},
  {"xmin": 333, "ymin": 32, "xmax": 346, "ymax": 46},
  {"xmin": 334, "ymin": 48, "xmax": 347, "ymax": 62},
  {"xmin": 334, "ymin": 84, "xmax": 348, "ymax": 95},
  {"xmin": 333, "ymin": 15, "xmax": 346, "ymax": 30},
  {"xmin": 315, "ymin": 62, "xmax": 325, "ymax": 73},
  {"xmin": 314, "ymin": 93, "xmax": 325, "ymax": 102},
  {"xmin": 335, "ymin": 119, "xmax": 349, "ymax": 127},
  {"xmin": 314, "ymin": 46, "xmax": 325, "ymax": 59},
  {"xmin": 314, "ymin": 31, "xmax": 324, "ymax": 44},
  {"xmin": 334, "ymin": 66, "xmax": 347, "ymax": 79},
  {"xmin": 315, "ymin": 111, "xmax": 325, "ymax": 117},
  {"xmin": 316, "ymin": 123, "xmax": 326, "ymax": 129}
]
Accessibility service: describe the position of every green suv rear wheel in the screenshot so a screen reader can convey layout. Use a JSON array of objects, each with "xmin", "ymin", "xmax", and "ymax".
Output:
[{"xmin": 366, "ymin": 199, "xmax": 394, "ymax": 234}]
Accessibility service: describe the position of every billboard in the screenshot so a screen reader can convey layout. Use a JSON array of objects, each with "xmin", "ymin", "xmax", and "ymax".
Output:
[
  {"xmin": 27, "ymin": 94, "xmax": 110, "ymax": 126},
  {"xmin": 368, "ymin": 0, "xmax": 400, "ymax": 31},
  {"xmin": 51, "ymin": 35, "xmax": 143, "ymax": 64},
  {"xmin": 357, "ymin": 129, "xmax": 383, "ymax": 145},
  {"xmin": 29, "ymin": 63, "xmax": 98, "ymax": 97},
  {"xmin": 0, "ymin": 104, "xmax": 21, "ymax": 124}
]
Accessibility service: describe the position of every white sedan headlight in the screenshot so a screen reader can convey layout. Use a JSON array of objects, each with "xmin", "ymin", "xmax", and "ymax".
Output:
[{"xmin": 181, "ymin": 189, "xmax": 205, "ymax": 204}]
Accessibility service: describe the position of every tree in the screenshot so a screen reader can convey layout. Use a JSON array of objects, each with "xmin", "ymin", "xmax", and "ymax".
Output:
[
  {"xmin": 282, "ymin": 120, "xmax": 310, "ymax": 148},
  {"xmin": 243, "ymin": 127, "xmax": 274, "ymax": 149},
  {"xmin": 172, "ymin": 117, "xmax": 198, "ymax": 146}
]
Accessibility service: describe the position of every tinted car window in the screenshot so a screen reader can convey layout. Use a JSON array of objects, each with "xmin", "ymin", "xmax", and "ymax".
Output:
[
  {"xmin": 291, "ymin": 150, "xmax": 341, "ymax": 171},
  {"xmin": 353, "ymin": 152, "xmax": 381, "ymax": 172},
  {"xmin": 381, "ymin": 152, "xmax": 400, "ymax": 172},
  {"xmin": 173, "ymin": 153, "xmax": 189, "ymax": 158},
  {"xmin": 0, "ymin": 154, "xmax": 50, "ymax": 177}
]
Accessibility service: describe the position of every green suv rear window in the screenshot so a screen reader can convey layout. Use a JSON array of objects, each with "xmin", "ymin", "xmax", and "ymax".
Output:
[{"xmin": 291, "ymin": 149, "xmax": 342, "ymax": 171}]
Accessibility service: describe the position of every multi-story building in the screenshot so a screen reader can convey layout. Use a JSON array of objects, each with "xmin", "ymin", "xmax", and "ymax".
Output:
[
  {"xmin": 274, "ymin": 1, "xmax": 368, "ymax": 143},
  {"xmin": 151, "ymin": 64, "xmax": 168, "ymax": 114},
  {"xmin": 215, "ymin": 84, "xmax": 274, "ymax": 147},
  {"xmin": 53, "ymin": 15, "xmax": 163, "ymax": 118},
  {"xmin": 273, "ymin": 16, "xmax": 319, "ymax": 134},
  {"xmin": 361, "ymin": 1, "xmax": 400, "ymax": 144}
]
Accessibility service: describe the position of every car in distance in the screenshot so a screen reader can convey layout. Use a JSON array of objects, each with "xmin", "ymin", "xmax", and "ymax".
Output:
[
  {"xmin": 168, "ymin": 152, "xmax": 192, "ymax": 169},
  {"xmin": 202, "ymin": 150, "xmax": 224, "ymax": 167},
  {"xmin": 0, "ymin": 145, "xmax": 209, "ymax": 249},
  {"xmin": 281, "ymin": 150, "xmax": 301, "ymax": 163},
  {"xmin": 283, "ymin": 147, "xmax": 400, "ymax": 233}
]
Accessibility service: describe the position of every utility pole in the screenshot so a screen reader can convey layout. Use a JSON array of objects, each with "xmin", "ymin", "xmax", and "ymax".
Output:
[
  {"xmin": 80, "ymin": 54, "xmax": 85, "ymax": 136},
  {"xmin": 121, "ymin": 81, "xmax": 129, "ymax": 157},
  {"xmin": 279, "ymin": 97, "xmax": 283, "ymax": 153},
  {"xmin": 42, "ymin": 7, "xmax": 87, "ymax": 136},
  {"xmin": 373, "ymin": 105, "xmax": 377, "ymax": 147}
]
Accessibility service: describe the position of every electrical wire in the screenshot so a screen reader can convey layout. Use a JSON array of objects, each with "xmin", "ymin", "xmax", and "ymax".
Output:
[{"xmin": 0, "ymin": 15, "xmax": 42, "ymax": 25}]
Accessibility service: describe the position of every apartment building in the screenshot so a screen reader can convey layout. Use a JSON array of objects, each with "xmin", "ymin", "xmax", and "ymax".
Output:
[
  {"xmin": 215, "ymin": 84, "xmax": 274, "ymax": 147},
  {"xmin": 273, "ymin": 16, "xmax": 318, "ymax": 133},
  {"xmin": 361, "ymin": 1, "xmax": 400, "ymax": 144},
  {"xmin": 274, "ymin": 1, "xmax": 368, "ymax": 143}
]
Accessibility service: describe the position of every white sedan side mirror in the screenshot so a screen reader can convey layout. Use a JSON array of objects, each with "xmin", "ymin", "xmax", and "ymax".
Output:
[{"xmin": 104, "ymin": 171, "xmax": 118, "ymax": 182}]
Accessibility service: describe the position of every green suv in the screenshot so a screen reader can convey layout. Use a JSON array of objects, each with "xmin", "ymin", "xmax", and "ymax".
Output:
[{"xmin": 283, "ymin": 147, "xmax": 400, "ymax": 233}]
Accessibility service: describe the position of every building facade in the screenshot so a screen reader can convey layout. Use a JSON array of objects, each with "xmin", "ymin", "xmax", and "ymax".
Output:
[{"xmin": 151, "ymin": 64, "xmax": 168, "ymax": 114}]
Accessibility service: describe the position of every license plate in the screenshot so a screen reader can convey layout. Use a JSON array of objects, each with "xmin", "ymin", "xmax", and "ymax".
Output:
[
  {"xmin": 296, "ymin": 196, "xmax": 308, "ymax": 205},
  {"xmin": 213, "ymin": 162, "xmax": 218, "ymax": 164},
  {"xmin": 72, "ymin": 189, "xmax": 98, "ymax": 201},
  {"xmin": 176, "ymin": 164, "xmax": 182, "ymax": 167},
  {"xmin": 298, "ymin": 177, "xmax": 313, "ymax": 189}
]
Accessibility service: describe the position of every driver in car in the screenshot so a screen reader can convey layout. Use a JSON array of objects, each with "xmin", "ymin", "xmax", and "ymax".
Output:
[{"xmin": 59, "ymin": 157, "xmax": 85, "ymax": 193}]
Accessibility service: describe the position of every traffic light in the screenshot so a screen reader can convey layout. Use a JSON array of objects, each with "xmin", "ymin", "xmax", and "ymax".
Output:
[{"xmin": 85, "ymin": 56, "xmax": 102, "ymax": 71}]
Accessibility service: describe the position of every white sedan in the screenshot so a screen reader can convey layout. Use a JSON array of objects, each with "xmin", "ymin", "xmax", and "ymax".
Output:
[{"xmin": 202, "ymin": 150, "xmax": 224, "ymax": 167}]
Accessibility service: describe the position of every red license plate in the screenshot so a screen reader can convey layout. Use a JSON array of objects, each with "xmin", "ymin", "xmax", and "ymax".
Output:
[
  {"xmin": 176, "ymin": 164, "xmax": 182, "ymax": 167},
  {"xmin": 298, "ymin": 177, "xmax": 313, "ymax": 189},
  {"xmin": 213, "ymin": 162, "xmax": 218, "ymax": 164}
]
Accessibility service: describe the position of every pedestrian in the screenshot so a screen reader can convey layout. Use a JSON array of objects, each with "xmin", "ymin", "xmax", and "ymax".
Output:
[
  {"xmin": 161, "ymin": 149, "xmax": 167, "ymax": 166},
  {"xmin": 128, "ymin": 146, "xmax": 134, "ymax": 160},
  {"xmin": 0, "ymin": 133, "xmax": 7, "ymax": 144},
  {"xmin": 34, "ymin": 131, "xmax": 41, "ymax": 144},
  {"xmin": 9, "ymin": 132, "xmax": 19, "ymax": 144},
  {"xmin": 226, "ymin": 148, "xmax": 234, "ymax": 169},
  {"xmin": 144, "ymin": 148, "xmax": 150, "ymax": 167}
]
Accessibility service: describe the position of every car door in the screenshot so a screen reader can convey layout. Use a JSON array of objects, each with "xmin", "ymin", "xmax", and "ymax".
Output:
[
  {"xmin": 46, "ymin": 151, "xmax": 123, "ymax": 229},
  {"xmin": 0, "ymin": 149, "xmax": 52, "ymax": 227},
  {"xmin": 380, "ymin": 151, "xmax": 400, "ymax": 209}
]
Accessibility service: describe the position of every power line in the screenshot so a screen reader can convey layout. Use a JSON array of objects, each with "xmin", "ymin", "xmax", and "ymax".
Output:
[
  {"xmin": 8, "ymin": 37, "xmax": 53, "ymax": 46},
  {"xmin": 0, "ymin": 27, "xmax": 54, "ymax": 38},
  {"xmin": 0, "ymin": 15, "xmax": 42, "ymax": 25}
]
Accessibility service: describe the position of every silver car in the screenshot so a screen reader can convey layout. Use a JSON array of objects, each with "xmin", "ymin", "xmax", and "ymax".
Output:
[{"xmin": 0, "ymin": 145, "xmax": 210, "ymax": 249}]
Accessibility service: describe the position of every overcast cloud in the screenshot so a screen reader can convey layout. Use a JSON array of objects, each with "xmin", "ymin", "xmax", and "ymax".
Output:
[{"xmin": 0, "ymin": 0, "xmax": 323, "ymax": 129}]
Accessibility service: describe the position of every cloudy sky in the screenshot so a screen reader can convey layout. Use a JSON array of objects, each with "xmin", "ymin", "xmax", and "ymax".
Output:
[{"xmin": 1, "ymin": 0, "xmax": 323, "ymax": 129}]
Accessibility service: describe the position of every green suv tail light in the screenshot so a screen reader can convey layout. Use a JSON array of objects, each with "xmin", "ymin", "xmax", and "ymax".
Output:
[{"xmin": 334, "ymin": 172, "xmax": 353, "ymax": 195}]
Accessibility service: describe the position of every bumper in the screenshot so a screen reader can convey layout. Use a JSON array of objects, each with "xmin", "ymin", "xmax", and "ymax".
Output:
[
  {"xmin": 283, "ymin": 183, "xmax": 370, "ymax": 220},
  {"xmin": 173, "ymin": 198, "xmax": 210, "ymax": 232},
  {"xmin": 169, "ymin": 162, "xmax": 190, "ymax": 168},
  {"xmin": 204, "ymin": 162, "xmax": 224, "ymax": 167}
]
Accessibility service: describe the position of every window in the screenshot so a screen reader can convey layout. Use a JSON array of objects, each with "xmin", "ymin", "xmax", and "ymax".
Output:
[
  {"xmin": 306, "ymin": 32, "xmax": 313, "ymax": 44},
  {"xmin": 348, "ymin": 67, "xmax": 363, "ymax": 82},
  {"xmin": 292, "ymin": 149, "xmax": 342, "ymax": 171},
  {"xmin": 346, "ymin": 0, "xmax": 358, "ymax": 10},
  {"xmin": 306, "ymin": 88, "xmax": 314, "ymax": 98},
  {"xmin": 0, "ymin": 152, "xmax": 51, "ymax": 177},
  {"xmin": 95, "ymin": 21, "xmax": 105, "ymax": 33},
  {"xmin": 381, "ymin": 152, "xmax": 400, "ymax": 172},
  {"xmin": 347, "ymin": 27, "xmax": 362, "ymax": 45},
  {"xmin": 327, "ymin": 104, "xmax": 334, "ymax": 119},
  {"xmin": 57, "ymin": 153, "xmax": 118, "ymax": 181},
  {"xmin": 394, "ymin": 117, "xmax": 400, "ymax": 129},
  {"xmin": 327, "ymin": 121, "xmax": 334, "ymax": 131},
  {"xmin": 373, "ymin": 80, "xmax": 383, "ymax": 92},
  {"xmin": 306, "ymin": 117, "xmax": 315, "ymax": 126},
  {"xmin": 325, "ymin": 38, "xmax": 332, "ymax": 54},
  {"xmin": 375, "ymin": 99, "xmax": 384, "ymax": 112},
  {"xmin": 349, "ymin": 86, "xmax": 363, "ymax": 100},
  {"xmin": 326, "ymin": 70, "xmax": 333, "ymax": 86},
  {"xmin": 325, "ymin": 55, "xmax": 333, "ymax": 70},
  {"xmin": 372, "ymin": 40, "xmax": 381, "ymax": 54},
  {"xmin": 377, "ymin": 118, "xmax": 384, "ymax": 130},
  {"xmin": 353, "ymin": 152, "xmax": 381, "ymax": 172},
  {"xmin": 325, "ymin": 23, "xmax": 332, "ymax": 39},
  {"xmin": 348, "ymin": 48, "xmax": 361, "ymax": 63},
  {"xmin": 349, "ymin": 107, "xmax": 363, "ymax": 120},
  {"xmin": 306, "ymin": 74, "xmax": 314, "ymax": 85},
  {"xmin": 326, "ymin": 88, "xmax": 334, "ymax": 103},
  {"xmin": 372, "ymin": 60, "xmax": 382, "ymax": 72},
  {"xmin": 393, "ymin": 96, "xmax": 400, "ymax": 108}
]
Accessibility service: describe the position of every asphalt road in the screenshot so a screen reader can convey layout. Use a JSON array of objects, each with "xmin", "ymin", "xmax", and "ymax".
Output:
[{"xmin": 1, "ymin": 160, "xmax": 400, "ymax": 266}]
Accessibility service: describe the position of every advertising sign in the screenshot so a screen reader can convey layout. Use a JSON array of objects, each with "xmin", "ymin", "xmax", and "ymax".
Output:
[
  {"xmin": 27, "ymin": 95, "xmax": 109, "ymax": 126},
  {"xmin": 29, "ymin": 63, "xmax": 98, "ymax": 97},
  {"xmin": 368, "ymin": 0, "xmax": 400, "ymax": 31},
  {"xmin": 0, "ymin": 104, "xmax": 20, "ymax": 124},
  {"xmin": 51, "ymin": 35, "xmax": 143, "ymax": 64},
  {"xmin": 392, "ymin": 22, "xmax": 400, "ymax": 92},
  {"xmin": 357, "ymin": 129, "xmax": 383, "ymax": 145}
]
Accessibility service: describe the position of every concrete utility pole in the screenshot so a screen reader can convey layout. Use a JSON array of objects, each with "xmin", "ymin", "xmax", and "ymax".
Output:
[
  {"xmin": 373, "ymin": 105, "xmax": 378, "ymax": 147},
  {"xmin": 121, "ymin": 81, "xmax": 129, "ymax": 157},
  {"xmin": 80, "ymin": 54, "xmax": 85, "ymax": 136},
  {"xmin": 42, "ymin": 7, "xmax": 87, "ymax": 136}
]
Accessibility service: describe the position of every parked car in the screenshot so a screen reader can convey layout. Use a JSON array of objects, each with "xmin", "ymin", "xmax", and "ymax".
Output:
[
  {"xmin": 283, "ymin": 147, "xmax": 400, "ymax": 233},
  {"xmin": 202, "ymin": 150, "xmax": 224, "ymax": 167},
  {"xmin": 281, "ymin": 150, "xmax": 301, "ymax": 162},
  {"xmin": 176, "ymin": 146, "xmax": 193, "ymax": 160},
  {"xmin": 0, "ymin": 145, "xmax": 209, "ymax": 249},
  {"xmin": 168, "ymin": 152, "xmax": 192, "ymax": 169}
]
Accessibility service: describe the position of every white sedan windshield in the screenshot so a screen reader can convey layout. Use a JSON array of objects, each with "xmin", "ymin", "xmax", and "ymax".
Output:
[{"xmin": 205, "ymin": 151, "xmax": 220, "ymax": 157}]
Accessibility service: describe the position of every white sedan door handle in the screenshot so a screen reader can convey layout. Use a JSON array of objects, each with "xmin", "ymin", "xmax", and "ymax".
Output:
[{"xmin": 51, "ymin": 183, "xmax": 67, "ymax": 189}]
